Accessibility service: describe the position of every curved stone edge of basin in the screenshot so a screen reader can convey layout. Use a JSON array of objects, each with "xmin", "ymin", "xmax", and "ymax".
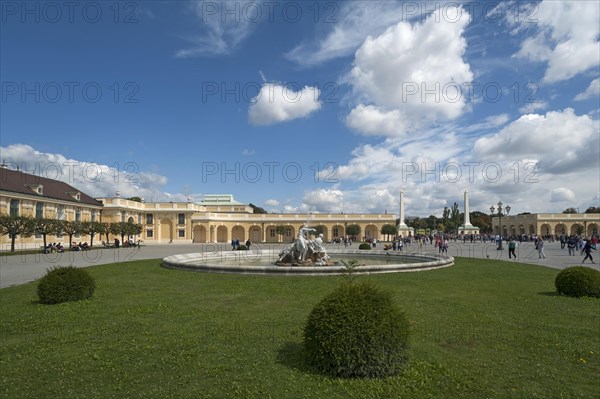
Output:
[{"xmin": 161, "ymin": 250, "xmax": 454, "ymax": 276}]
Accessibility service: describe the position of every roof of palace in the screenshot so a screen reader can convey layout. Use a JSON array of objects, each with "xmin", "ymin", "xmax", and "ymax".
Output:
[
  {"xmin": 0, "ymin": 168, "xmax": 103, "ymax": 207},
  {"xmin": 200, "ymin": 194, "xmax": 244, "ymax": 206}
]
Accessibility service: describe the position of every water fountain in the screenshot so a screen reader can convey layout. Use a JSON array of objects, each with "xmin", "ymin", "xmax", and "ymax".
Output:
[{"xmin": 162, "ymin": 225, "xmax": 454, "ymax": 275}]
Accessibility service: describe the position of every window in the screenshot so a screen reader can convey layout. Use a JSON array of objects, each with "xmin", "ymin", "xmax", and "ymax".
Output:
[
  {"xmin": 146, "ymin": 214, "xmax": 153, "ymax": 225},
  {"xmin": 35, "ymin": 202, "xmax": 44, "ymax": 219},
  {"xmin": 178, "ymin": 229, "xmax": 185, "ymax": 238},
  {"xmin": 37, "ymin": 186, "xmax": 43, "ymax": 195},
  {"xmin": 146, "ymin": 229, "xmax": 153, "ymax": 238},
  {"xmin": 121, "ymin": 211, "xmax": 126, "ymax": 223},
  {"xmin": 75, "ymin": 208, "xmax": 81, "ymax": 222},
  {"xmin": 270, "ymin": 229, "xmax": 275, "ymax": 238},
  {"xmin": 91, "ymin": 211, "xmax": 96, "ymax": 222},
  {"xmin": 57, "ymin": 205, "xmax": 65, "ymax": 220},
  {"xmin": 137, "ymin": 214, "xmax": 142, "ymax": 224},
  {"xmin": 178, "ymin": 213, "xmax": 185, "ymax": 225},
  {"xmin": 333, "ymin": 227, "xmax": 339, "ymax": 237},
  {"xmin": 9, "ymin": 199, "xmax": 19, "ymax": 217}
]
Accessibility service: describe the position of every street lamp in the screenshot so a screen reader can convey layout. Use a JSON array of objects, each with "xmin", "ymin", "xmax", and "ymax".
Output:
[{"xmin": 490, "ymin": 202, "xmax": 511, "ymax": 250}]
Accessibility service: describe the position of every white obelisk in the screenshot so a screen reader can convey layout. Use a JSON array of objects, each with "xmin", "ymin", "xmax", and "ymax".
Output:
[
  {"xmin": 397, "ymin": 189, "xmax": 413, "ymax": 236},
  {"xmin": 458, "ymin": 189, "xmax": 479, "ymax": 234}
]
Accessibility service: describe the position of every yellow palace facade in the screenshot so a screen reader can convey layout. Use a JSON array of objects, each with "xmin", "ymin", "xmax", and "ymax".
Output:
[
  {"xmin": 491, "ymin": 213, "xmax": 600, "ymax": 237},
  {"xmin": 98, "ymin": 195, "xmax": 396, "ymax": 244},
  {"xmin": 0, "ymin": 168, "xmax": 395, "ymax": 248}
]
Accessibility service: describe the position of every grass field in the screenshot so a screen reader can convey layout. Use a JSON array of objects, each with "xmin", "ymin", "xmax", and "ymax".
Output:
[{"xmin": 1, "ymin": 258, "xmax": 599, "ymax": 398}]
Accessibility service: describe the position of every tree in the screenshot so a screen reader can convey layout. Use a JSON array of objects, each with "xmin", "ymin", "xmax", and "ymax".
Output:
[
  {"xmin": 59, "ymin": 221, "xmax": 83, "ymax": 248},
  {"xmin": 249, "ymin": 203, "xmax": 268, "ymax": 214},
  {"xmin": 109, "ymin": 222, "xmax": 142, "ymax": 244},
  {"xmin": 34, "ymin": 218, "xmax": 59, "ymax": 250},
  {"xmin": 346, "ymin": 224, "xmax": 360, "ymax": 239},
  {"xmin": 450, "ymin": 202, "xmax": 461, "ymax": 230},
  {"xmin": 101, "ymin": 223, "xmax": 111, "ymax": 242},
  {"xmin": 442, "ymin": 207, "xmax": 450, "ymax": 224},
  {"xmin": 313, "ymin": 225, "xmax": 327, "ymax": 236},
  {"xmin": 80, "ymin": 221, "xmax": 104, "ymax": 248},
  {"xmin": 563, "ymin": 208, "xmax": 578, "ymax": 214},
  {"xmin": 381, "ymin": 224, "xmax": 397, "ymax": 241},
  {"xmin": 585, "ymin": 207, "xmax": 600, "ymax": 214},
  {"xmin": 0, "ymin": 215, "xmax": 35, "ymax": 252},
  {"xmin": 275, "ymin": 225, "xmax": 287, "ymax": 242},
  {"xmin": 470, "ymin": 211, "xmax": 492, "ymax": 233},
  {"xmin": 127, "ymin": 197, "xmax": 143, "ymax": 202},
  {"xmin": 124, "ymin": 222, "xmax": 143, "ymax": 242}
]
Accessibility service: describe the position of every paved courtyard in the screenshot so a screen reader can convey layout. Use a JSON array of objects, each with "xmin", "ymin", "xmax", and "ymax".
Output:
[{"xmin": 1, "ymin": 241, "xmax": 598, "ymax": 289}]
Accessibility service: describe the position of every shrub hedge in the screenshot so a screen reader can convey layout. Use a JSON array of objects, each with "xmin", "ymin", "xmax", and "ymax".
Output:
[
  {"xmin": 555, "ymin": 266, "xmax": 600, "ymax": 298},
  {"xmin": 37, "ymin": 266, "xmax": 96, "ymax": 304},
  {"xmin": 358, "ymin": 243, "xmax": 371, "ymax": 250},
  {"xmin": 303, "ymin": 281, "xmax": 409, "ymax": 378}
]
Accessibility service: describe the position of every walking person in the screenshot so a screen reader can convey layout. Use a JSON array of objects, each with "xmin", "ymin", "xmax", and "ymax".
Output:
[
  {"xmin": 567, "ymin": 236, "xmax": 576, "ymax": 256},
  {"xmin": 581, "ymin": 240, "xmax": 596, "ymax": 264},
  {"xmin": 537, "ymin": 238, "xmax": 546, "ymax": 259},
  {"xmin": 508, "ymin": 238, "xmax": 517, "ymax": 260}
]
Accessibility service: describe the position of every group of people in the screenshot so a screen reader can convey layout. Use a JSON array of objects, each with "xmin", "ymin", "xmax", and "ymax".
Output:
[
  {"xmin": 231, "ymin": 238, "xmax": 252, "ymax": 250},
  {"xmin": 42, "ymin": 243, "xmax": 64, "ymax": 253},
  {"xmin": 505, "ymin": 234, "xmax": 597, "ymax": 263},
  {"xmin": 71, "ymin": 242, "xmax": 90, "ymax": 251}
]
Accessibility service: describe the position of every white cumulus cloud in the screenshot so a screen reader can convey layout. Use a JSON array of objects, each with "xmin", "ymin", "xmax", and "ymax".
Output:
[
  {"xmin": 550, "ymin": 188, "xmax": 576, "ymax": 203},
  {"xmin": 513, "ymin": 0, "xmax": 600, "ymax": 83},
  {"xmin": 0, "ymin": 144, "xmax": 200, "ymax": 202},
  {"xmin": 345, "ymin": 5, "xmax": 472, "ymax": 137},
  {"xmin": 248, "ymin": 83, "xmax": 321, "ymax": 126}
]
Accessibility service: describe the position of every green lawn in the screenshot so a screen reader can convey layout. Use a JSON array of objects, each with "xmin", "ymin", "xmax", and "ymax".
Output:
[{"xmin": 1, "ymin": 258, "xmax": 599, "ymax": 399}]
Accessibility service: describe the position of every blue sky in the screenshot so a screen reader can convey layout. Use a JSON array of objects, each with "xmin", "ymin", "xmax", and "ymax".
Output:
[{"xmin": 1, "ymin": 0, "xmax": 599, "ymax": 216}]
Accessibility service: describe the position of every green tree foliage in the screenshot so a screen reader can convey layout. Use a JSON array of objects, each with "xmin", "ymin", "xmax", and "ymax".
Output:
[
  {"xmin": 249, "ymin": 203, "xmax": 268, "ymax": 214},
  {"xmin": 346, "ymin": 224, "xmax": 360, "ymax": 238},
  {"xmin": 470, "ymin": 211, "xmax": 492, "ymax": 233},
  {"xmin": 381, "ymin": 224, "xmax": 397, "ymax": 240},
  {"xmin": 313, "ymin": 225, "xmax": 327, "ymax": 236},
  {"xmin": 275, "ymin": 225, "xmax": 288, "ymax": 242},
  {"xmin": 59, "ymin": 221, "xmax": 83, "ymax": 248},
  {"xmin": 80, "ymin": 221, "xmax": 105, "ymax": 248},
  {"xmin": 0, "ymin": 215, "xmax": 35, "ymax": 252},
  {"xmin": 127, "ymin": 197, "xmax": 143, "ymax": 202},
  {"xmin": 110, "ymin": 221, "xmax": 143, "ymax": 243},
  {"xmin": 585, "ymin": 207, "xmax": 600, "ymax": 214},
  {"xmin": 563, "ymin": 208, "xmax": 578, "ymax": 214},
  {"xmin": 34, "ymin": 218, "xmax": 60, "ymax": 250}
]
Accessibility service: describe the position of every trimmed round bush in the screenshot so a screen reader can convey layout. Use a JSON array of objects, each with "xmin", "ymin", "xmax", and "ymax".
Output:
[
  {"xmin": 37, "ymin": 266, "xmax": 96, "ymax": 304},
  {"xmin": 555, "ymin": 266, "xmax": 600, "ymax": 298},
  {"xmin": 303, "ymin": 281, "xmax": 409, "ymax": 378},
  {"xmin": 359, "ymin": 243, "xmax": 371, "ymax": 250}
]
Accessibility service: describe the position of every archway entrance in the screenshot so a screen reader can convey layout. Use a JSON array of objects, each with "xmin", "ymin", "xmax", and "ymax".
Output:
[{"xmin": 193, "ymin": 225, "xmax": 206, "ymax": 243}]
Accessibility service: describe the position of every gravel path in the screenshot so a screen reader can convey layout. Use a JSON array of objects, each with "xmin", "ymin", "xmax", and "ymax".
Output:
[{"xmin": 1, "ymin": 241, "xmax": 598, "ymax": 289}]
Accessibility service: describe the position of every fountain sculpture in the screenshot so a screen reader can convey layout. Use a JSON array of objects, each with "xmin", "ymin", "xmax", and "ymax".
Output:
[{"xmin": 276, "ymin": 226, "xmax": 335, "ymax": 266}]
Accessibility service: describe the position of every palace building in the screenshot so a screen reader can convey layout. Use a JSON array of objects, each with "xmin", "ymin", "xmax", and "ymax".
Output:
[
  {"xmin": 491, "ymin": 213, "xmax": 600, "ymax": 237},
  {"xmin": 1, "ymin": 167, "xmax": 396, "ymax": 249}
]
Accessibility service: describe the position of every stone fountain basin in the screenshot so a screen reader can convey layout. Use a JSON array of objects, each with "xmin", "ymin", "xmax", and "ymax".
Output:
[{"xmin": 162, "ymin": 249, "xmax": 453, "ymax": 276}]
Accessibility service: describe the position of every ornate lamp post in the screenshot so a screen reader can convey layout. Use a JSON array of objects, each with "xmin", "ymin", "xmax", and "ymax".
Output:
[{"xmin": 490, "ymin": 202, "xmax": 511, "ymax": 250}]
